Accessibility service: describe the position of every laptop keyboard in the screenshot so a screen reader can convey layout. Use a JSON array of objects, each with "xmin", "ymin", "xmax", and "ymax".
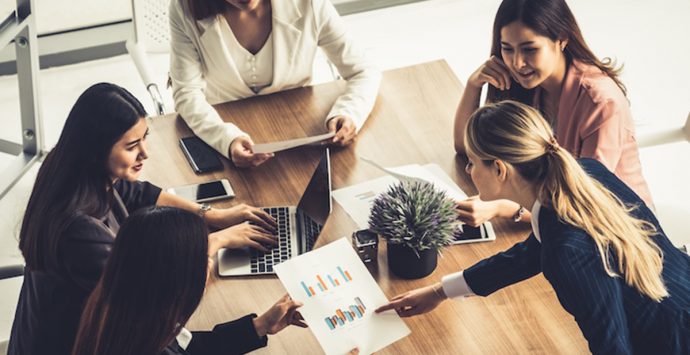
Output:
[
  {"xmin": 250, "ymin": 207, "xmax": 292, "ymax": 274},
  {"xmin": 301, "ymin": 211, "xmax": 322, "ymax": 251}
]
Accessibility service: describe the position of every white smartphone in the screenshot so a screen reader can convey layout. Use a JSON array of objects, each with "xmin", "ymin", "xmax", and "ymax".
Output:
[{"xmin": 166, "ymin": 179, "xmax": 235, "ymax": 203}]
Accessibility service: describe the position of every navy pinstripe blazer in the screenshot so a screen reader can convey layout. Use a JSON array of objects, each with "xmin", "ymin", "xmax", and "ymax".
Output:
[{"xmin": 463, "ymin": 158, "xmax": 690, "ymax": 355}]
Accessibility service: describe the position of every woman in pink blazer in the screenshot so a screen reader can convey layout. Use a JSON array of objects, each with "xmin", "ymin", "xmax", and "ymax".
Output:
[{"xmin": 453, "ymin": 0, "xmax": 653, "ymax": 226}]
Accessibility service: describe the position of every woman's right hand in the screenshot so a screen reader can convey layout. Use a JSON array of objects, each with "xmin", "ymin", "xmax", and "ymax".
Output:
[
  {"xmin": 253, "ymin": 294, "xmax": 308, "ymax": 337},
  {"xmin": 467, "ymin": 56, "xmax": 513, "ymax": 91},
  {"xmin": 210, "ymin": 223, "xmax": 277, "ymax": 254},
  {"xmin": 229, "ymin": 136, "xmax": 274, "ymax": 168}
]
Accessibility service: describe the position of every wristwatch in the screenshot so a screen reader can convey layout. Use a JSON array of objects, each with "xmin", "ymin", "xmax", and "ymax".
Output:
[
  {"xmin": 198, "ymin": 203, "xmax": 212, "ymax": 218},
  {"xmin": 512, "ymin": 206, "xmax": 526, "ymax": 223}
]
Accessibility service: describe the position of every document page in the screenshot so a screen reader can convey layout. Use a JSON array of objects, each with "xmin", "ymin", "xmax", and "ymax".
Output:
[
  {"xmin": 252, "ymin": 132, "xmax": 335, "ymax": 154},
  {"xmin": 274, "ymin": 238, "xmax": 410, "ymax": 355}
]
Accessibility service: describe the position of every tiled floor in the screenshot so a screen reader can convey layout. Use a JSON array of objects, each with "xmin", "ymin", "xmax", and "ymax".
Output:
[{"xmin": 1, "ymin": 0, "xmax": 689, "ymax": 343}]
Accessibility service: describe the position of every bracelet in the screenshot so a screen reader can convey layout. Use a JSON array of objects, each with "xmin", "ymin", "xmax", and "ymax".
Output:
[
  {"xmin": 512, "ymin": 206, "xmax": 526, "ymax": 223},
  {"xmin": 198, "ymin": 203, "xmax": 212, "ymax": 218}
]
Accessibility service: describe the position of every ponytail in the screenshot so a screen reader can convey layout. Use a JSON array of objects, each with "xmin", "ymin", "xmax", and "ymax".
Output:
[{"xmin": 465, "ymin": 101, "xmax": 666, "ymax": 301}]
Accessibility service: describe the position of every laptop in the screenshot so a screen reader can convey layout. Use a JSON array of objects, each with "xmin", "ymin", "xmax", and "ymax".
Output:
[{"xmin": 218, "ymin": 149, "xmax": 332, "ymax": 276}]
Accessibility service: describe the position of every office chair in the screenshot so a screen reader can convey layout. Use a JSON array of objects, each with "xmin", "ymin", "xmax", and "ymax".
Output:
[
  {"xmin": 636, "ymin": 112, "xmax": 690, "ymax": 252},
  {"xmin": 126, "ymin": 0, "xmax": 171, "ymax": 116},
  {"xmin": 0, "ymin": 264, "xmax": 24, "ymax": 355},
  {"xmin": 637, "ymin": 112, "xmax": 690, "ymax": 148}
]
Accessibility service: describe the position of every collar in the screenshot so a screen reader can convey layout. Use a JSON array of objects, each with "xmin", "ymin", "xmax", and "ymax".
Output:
[
  {"xmin": 176, "ymin": 327, "xmax": 193, "ymax": 350},
  {"xmin": 530, "ymin": 200, "xmax": 542, "ymax": 243},
  {"xmin": 272, "ymin": 0, "xmax": 301, "ymax": 25}
]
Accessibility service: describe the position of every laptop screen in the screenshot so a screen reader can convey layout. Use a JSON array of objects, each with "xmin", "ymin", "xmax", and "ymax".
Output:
[{"xmin": 296, "ymin": 149, "xmax": 332, "ymax": 226}]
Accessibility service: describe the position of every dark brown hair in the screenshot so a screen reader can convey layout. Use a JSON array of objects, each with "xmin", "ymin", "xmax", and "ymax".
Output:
[
  {"xmin": 19, "ymin": 83, "xmax": 147, "ymax": 271},
  {"xmin": 71, "ymin": 207, "xmax": 209, "ymax": 355},
  {"xmin": 186, "ymin": 0, "xmax": 227, "ymax": 20},
  {"xmin": 487, "ymin": 0, "xmax": 627, "ymax": 105}
]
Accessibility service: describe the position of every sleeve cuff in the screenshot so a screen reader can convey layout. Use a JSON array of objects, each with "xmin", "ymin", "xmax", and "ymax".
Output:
[{"xmin": 441, "ymin": 270, "xmax": 475, "ymax": 299}]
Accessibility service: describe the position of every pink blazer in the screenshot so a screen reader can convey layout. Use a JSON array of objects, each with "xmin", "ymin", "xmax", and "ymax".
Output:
[{"xmin": 534, "ymin": 60, "xmax": 654, "ymax": 208}]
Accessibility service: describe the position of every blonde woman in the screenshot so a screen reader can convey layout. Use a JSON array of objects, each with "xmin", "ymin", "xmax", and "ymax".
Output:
[{"xmin": 376, "ymin": 101, "xmax": 690, "ymax": 354}]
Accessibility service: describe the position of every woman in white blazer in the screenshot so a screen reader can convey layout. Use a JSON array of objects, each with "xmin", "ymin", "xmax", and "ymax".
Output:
[{"xmin": 169, "ymin": 0, "xmax": 381, "ymax": 167}]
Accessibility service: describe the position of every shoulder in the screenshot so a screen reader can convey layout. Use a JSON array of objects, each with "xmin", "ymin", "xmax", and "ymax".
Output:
[
  {"xmin": 63, "ymin": 215, "xmax": 113, "ymax": 243},
  {"xmin": 572, "ymin": 61, "xmax": 625, "ymax": 104}
]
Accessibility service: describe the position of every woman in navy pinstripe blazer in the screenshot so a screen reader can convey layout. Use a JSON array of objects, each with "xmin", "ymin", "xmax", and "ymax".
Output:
[{"xmin": 376, "ymin": 101, "xmax": 690, "ymax": 354}]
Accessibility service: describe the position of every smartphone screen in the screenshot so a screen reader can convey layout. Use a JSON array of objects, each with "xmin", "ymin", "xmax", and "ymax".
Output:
[
  {"xmin": 170, "ymin": 180, "xmax": 234, "ymax": 202},
  {"xmin": 179, "ymin": 136, "xmax": 223, "ymax": 173}
]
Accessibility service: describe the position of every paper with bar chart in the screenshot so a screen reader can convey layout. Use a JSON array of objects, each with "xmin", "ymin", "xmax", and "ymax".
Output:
[{"xmin": 274, "ymin": 238, "xmax": 410, "ymax": 355}]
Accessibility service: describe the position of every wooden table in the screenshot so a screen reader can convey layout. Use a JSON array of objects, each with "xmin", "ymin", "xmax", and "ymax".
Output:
[{"xmin": 141, "ymin": 60, "xmax": 589, "ymax": 354}]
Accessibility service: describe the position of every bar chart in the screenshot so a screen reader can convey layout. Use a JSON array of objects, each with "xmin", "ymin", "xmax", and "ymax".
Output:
[
  {"xmin": 324, "ymin": 297, "xmax": 367, "ymax": 330},
  {"xmin": 300, "ymin": 266, "xmax": 353, "ymax": 297}
]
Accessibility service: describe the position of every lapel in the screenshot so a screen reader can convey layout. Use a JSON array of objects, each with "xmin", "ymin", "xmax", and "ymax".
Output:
[
  {"xmin": 197, "ymin": 14, "xmax": 255, "ymax": 98},
  {"xmin": 267, "ymin": 0, "xmax": 303, "ymax": 90}
]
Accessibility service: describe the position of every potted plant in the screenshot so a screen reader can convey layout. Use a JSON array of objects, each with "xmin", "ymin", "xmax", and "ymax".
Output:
[{"xmin": 368, "ymin": 181, "xmax": 457, "ymax": 279}]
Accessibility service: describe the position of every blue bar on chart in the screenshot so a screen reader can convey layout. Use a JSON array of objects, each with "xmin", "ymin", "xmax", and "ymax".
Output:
[{"xmin": 323, "ymin": 297, "xmax": 367, "ymax": 331}]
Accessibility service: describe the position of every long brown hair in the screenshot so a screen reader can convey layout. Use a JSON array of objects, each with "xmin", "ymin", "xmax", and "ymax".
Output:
[
  {"xmin": 487, "ymin": 0, "xmax": 627, "ymax": 104},
  {"xmin": 464, "ymin": 101, "xmax": 667, "ymax": 302},
  {"xmin": 71, "ymin": 207, "xmax": 209, "ymax": 355},
  {"xmin": 19, "ymin": 83, "xmax": 147, "ymax": 272}
]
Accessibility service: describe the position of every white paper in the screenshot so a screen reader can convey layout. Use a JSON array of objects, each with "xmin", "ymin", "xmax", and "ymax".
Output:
[
  {"xmin": 332, "ymin": 175, "xmax": 398, "ymax": 229},
  {"xmin": 360, "ymin": 157, "xmax": 468, "ymax": 201},
  {"xmin": 274, "ymin": 238, "xmax": 410, "ymax": 355},
  {"xmin": 252, "ymin": 132, "xmax": 335, "ymax": 154}
]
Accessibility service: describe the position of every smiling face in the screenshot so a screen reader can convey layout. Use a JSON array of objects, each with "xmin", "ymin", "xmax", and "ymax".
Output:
[
  {"xmin": 500, "ymin": 21, "xmax": 567, "ymax": 90},
  {"xmin": 107, "ymin": 118, "xmax": 149, "ymax": 182}
]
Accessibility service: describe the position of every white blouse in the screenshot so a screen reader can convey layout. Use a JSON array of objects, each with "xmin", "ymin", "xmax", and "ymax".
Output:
[{"xmin": 220, "ymin": 16, "xmax": 274, "ymax": 94}]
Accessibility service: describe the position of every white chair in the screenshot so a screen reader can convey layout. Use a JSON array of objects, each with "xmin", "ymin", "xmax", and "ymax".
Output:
[
  {"xmin": 636, "ymin": 112, "xmax": 690, "ymax": 250},
  {"xmin": 637, "ymin": 112, "xmax": 690, "ymax": 148},
  {"xmin": 126, "ymin": 0, "xmax": 171, "ymax": 116}
]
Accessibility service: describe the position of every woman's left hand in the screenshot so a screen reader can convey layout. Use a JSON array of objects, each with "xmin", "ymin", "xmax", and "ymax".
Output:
[
  {"xmin": 327, "ymin": 116, "xmax": 357, "ymax": 146},
  {"xmin": 374, "ymin": 283, "xmax": 447, "ymax": 317},
  {"xmin": 253, "ymin": 294, "xmax": 308, "ymax": 336},
  {"xmin": 207, "ymin": 203, "xmax": 277, "ymax": 232}
]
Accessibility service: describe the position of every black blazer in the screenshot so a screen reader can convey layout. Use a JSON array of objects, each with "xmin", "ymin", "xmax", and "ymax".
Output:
[
  {"xmin": 463, "ymin": 159, "xmax": 690, "ymax": 355},
  {"xmin": 163, "ymin": 315, "xmax": 267, "ymax": 355},
  {"xmin": 8, "ymin": 180, "xmax": 162, "ymax": 355}
]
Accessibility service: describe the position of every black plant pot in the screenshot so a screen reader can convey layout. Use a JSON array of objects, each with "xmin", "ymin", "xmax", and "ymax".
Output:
[{"xmin": 387, "ymin": 243, "xmax": 437, "ymax": 279}]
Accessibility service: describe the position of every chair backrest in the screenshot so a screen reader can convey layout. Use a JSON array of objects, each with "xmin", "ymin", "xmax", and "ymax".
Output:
[{"xmin": 131, "ymin": 0, "xmax": 171, "ymax": 53}]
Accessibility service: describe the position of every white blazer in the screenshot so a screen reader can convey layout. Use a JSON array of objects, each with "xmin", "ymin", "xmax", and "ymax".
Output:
[{"xmin": 169, "ymin": 0, "xmax": 381, "ymax": 156}]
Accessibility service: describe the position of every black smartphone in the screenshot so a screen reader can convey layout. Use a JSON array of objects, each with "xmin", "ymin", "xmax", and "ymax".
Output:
[
  {"xmin": 451, "ymin": 223, "xmax": 496, "ymax": 244},
  {"xmin": 166, "ymin": 179, "xmax": 235, "ymax": 203},
  {"xmin": 179, "ymin": 136, "xmax": 224, "ymax": 174}
]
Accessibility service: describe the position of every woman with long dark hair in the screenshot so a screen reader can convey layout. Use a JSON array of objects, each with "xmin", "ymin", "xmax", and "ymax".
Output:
[
  {"xmin": 377, "ymin": 101, "xmax": 690, "ymax": 354},
  {"xmin": 8, "ymin": 83, "xmax": 278, "ymax": 355},
  {"xmin": 72, "ymin": 207, "xmax": 305, "ymax": 355},
  {"xmin": 452, "ymin": 0, "xmax": 653, "ymax": 227},
  {"xmin": 169, "ymin": 0, "xmax": 380, "ymax": 167}
]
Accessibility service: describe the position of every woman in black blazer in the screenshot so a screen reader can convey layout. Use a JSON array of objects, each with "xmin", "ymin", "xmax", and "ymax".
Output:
[
  {"xmin": 376, "ymin": 101, "xmax": 690, "ymax": 354},
  {"xmin": 72, "ymin": 207, "xmax": 306, "ymax": 355},
  {"xmin": 9, "ymin": 83, "xmax": 280, "ymax": 355}
]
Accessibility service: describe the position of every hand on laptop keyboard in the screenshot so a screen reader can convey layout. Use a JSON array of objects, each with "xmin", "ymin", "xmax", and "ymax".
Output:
[
  {"xmin": 207, "ymin": 203, "xmax": 278, "ymax": 232},
  {"xmin": 211, "ymin": 223, "xmax": 278, "ymax": 253}
]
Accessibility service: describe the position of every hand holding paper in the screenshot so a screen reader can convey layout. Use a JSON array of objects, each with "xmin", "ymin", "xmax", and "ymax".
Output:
[{"xmin": 253, "ymin": 132, "xmax": 336, "ymax": 154}]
